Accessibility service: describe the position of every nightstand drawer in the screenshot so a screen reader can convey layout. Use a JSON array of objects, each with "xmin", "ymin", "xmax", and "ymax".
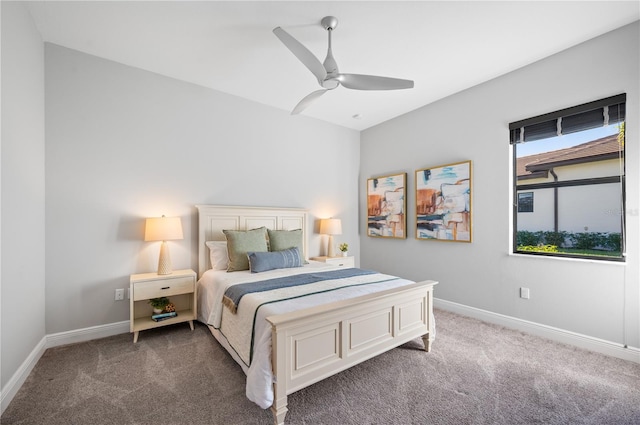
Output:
[{"xmin": 133, "ymin": 276, "xmax": 194, "ymax": 301}]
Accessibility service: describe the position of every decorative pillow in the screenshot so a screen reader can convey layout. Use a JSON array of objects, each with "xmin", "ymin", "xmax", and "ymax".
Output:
[
  {"xmin": 248, "ymin": 247, "xmax": 303, "ymax": 273},
  {"xmin": 267, "ymin": 229, "xmax": 307, "ymax": 263},
  {"xmin": 205, "ymin": 241, "xmax": 229, "ymax": 270},
  {"xmin": 223, "ymin": 227, "xmax": 268, "ymax": 272}
]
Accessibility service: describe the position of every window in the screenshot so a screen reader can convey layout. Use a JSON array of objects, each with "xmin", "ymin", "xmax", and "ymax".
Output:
[
  {"xmin": 510, "ymin": 94, "xmax": 625, "ymax": 261},
  {"xmin": 517, "ymin": 192, "xmax": 534, "ymax": 213}
]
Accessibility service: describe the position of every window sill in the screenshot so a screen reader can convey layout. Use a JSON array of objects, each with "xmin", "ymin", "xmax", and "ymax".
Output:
[{"xmin": 509, "ymin": 251, "xmax": 626, "ymax": 265}]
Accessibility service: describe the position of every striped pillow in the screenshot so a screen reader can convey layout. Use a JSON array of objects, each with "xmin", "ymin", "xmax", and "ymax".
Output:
[{"xmin": 247, "ymin": 247, "xmax": 303, "ymax": 273}]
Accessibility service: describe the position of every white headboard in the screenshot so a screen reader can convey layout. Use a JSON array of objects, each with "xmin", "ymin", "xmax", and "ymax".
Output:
[{"xmin": 196, "ymin": 205, "xmax": 308, "ymax": 277}]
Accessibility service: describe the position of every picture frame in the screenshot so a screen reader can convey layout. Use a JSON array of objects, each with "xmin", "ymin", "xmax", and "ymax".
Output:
[
  {"xmin": 415, "ymin": 160, "xmax": 472, "ymax": 242},
  {"xmin": 367, "ymin": 173, "xmax": 407, "ymax": 238}
]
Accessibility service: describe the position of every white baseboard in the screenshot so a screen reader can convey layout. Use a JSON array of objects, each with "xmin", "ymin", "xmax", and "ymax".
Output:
[
  {"xmin": 45, "ymin": 320, "xmax": 129, "ymax": 349},
  {"xmin": 434, "ymin": 298, "xmax": 640, "ymax": 364},
  {"xmin": 0, "ymin": 336, "xmax": 47, "ymax": 415},
  {"xmin": 1, "ymin": 320, "xmax": 129, "ymax": 415}
]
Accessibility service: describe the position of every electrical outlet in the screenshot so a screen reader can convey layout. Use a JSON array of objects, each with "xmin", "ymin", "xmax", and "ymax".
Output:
[
  {"xmin": 520, "ymin": 287, "xmax": 530, "ymax": 299},
  {"xmin": 115, "ymin": 288, "xmax": 125, "ymax": 301}
]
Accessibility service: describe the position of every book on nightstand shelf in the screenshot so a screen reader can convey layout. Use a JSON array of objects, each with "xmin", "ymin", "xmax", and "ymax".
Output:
[{"xmin": 152, "ymin": 312, "xmax": 178, "ymax": 321}]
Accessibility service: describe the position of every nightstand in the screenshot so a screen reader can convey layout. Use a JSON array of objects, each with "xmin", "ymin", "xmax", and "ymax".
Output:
[
  {"xmin": 129, "ymin": 269, "xmax": 197, "ymax": 343},
  {"xmin": 310, "ymin": 256, "xmax": 355, "ymax": 268}
]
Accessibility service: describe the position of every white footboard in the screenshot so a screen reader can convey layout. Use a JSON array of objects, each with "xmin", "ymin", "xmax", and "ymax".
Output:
[{"xmin": 267, "ymin": 280, "xmax": 437, "ymax": 425}]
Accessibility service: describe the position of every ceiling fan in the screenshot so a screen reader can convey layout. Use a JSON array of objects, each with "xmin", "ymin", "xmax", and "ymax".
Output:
[{"xmin": 273, "ymin": 16, "xmax": 414, "ymax": 115}]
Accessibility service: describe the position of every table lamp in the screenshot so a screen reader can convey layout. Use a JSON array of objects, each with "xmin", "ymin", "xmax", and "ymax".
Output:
[
  {"xmin": 320, "ymin": 218, "xmax": 342, "ymax": 257},
  {"xmin": 144, "ymin": 215, "xmax": 183, "ymax": 275}
]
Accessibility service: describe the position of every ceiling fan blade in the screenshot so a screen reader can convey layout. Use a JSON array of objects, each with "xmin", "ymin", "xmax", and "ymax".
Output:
[
  {"xmin": 291, "ymin": 89, "xmax": 328, "ymax": 115},
  {"xmin": 338, "ymin": 74, "xmax": 414, "ymax": 90},
  {"xmin": 273, "ymin": 27, "xmax": 327, "ymax": 83}
]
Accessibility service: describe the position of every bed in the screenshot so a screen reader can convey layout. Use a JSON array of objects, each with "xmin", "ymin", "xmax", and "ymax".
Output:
[{"xmin": 195, "ymin": 205, "xmax": 437, "ymax": 425}]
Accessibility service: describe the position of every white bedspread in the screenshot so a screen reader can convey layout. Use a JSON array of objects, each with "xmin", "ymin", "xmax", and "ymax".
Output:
[{"xmin": 197, "ymin": 262, "xmax": 422, "ymax": 409}]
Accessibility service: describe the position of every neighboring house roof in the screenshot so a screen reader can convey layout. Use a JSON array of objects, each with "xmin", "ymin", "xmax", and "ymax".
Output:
[{"xmin": 517, "ymin": 133, "xmax": 623, "ymax": 180}]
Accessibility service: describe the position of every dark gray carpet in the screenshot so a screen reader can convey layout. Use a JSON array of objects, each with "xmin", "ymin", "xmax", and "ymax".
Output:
[{"xmin": 2, "ymin": 309, "xmax": 639, "ymax": 424}]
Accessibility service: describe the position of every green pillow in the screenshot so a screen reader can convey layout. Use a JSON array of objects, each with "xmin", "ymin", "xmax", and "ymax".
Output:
[
  {"xmin": 223, "ymin": 227, "xmax": 268, "ymax": 272},
  {"xmin": 267, "ymin": 229, "xmax": 306, "ymax": 262}
]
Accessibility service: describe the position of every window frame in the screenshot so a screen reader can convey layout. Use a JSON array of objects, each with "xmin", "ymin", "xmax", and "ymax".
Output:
[
  {"xmin": 510, "ymin": 94, "xmax": 626, "ymax": 262},
  {"xmin": 517, "ymin": 192, "xmax": 534, "ymax": 213}
]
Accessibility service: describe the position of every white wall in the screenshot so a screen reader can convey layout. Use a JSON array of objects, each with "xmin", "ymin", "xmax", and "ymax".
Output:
[
  {"xmin": 1, "ymin": 1, "xmax": 46, "ymax": 390},
  {"xmin": 44, "ymin": 44, "xmax": 360, "ymax": 333},
  {"xmin": 360, "ymin": 22, "xmax": 639, "ymax": 350}
]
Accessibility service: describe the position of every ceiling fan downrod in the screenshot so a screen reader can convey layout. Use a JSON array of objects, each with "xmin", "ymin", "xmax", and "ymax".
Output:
[{"xmin": 322, "ymin": 17, "xmax": 339, "ymax": 88}]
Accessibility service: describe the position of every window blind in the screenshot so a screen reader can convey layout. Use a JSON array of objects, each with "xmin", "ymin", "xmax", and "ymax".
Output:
[{"xmin": 509, "ymin": 94, "xmax": 626, "ymax": 144}]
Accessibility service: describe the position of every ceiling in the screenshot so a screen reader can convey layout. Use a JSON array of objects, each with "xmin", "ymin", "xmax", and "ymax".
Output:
[{"xmin": 26, "ymin": 1, "xmax": 639, "ymax": 131}]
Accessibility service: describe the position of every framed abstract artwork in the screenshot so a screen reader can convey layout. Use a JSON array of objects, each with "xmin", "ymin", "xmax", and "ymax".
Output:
[
  {"xmin": 415, "ymin": 160, "xmax": 472, "ymax": 242},
  {"xmin": 367, "ymin": 173, "xmax": 407, "ymax": 238}
]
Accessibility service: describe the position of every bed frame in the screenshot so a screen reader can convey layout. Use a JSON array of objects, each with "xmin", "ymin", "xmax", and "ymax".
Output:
[{"xmin": 196, "ymin": 205, "xmax": 437, "ymax": 425}]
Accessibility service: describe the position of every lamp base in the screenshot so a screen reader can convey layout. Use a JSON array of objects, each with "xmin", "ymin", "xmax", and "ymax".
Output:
[
  {"xmin": 327, "ymin": 235, "xmax": 336, "ymax": 257},
  {"xmin": 157, "ymin": 241, "xmax": 173, "ymax": 275}
]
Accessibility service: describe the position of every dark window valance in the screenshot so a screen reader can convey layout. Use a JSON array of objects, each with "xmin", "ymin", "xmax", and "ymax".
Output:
[{"xmin": 509, "ymin": 94, "xmax": 626, "ymax": 144}]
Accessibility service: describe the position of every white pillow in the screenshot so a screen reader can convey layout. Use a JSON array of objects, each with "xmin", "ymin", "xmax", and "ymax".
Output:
[{"xmin": 206, "ymin": 241, "xmax": 229, "ymax": 270}]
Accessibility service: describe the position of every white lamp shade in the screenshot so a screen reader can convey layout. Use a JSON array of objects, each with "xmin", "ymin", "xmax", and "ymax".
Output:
[
  {"xmin": 144, "ymin": 216, "xmax": 183, "ymax": 241},
  {"xmin": 320, "ymin": 218, "xmax": 342, "ymax": 235}
]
